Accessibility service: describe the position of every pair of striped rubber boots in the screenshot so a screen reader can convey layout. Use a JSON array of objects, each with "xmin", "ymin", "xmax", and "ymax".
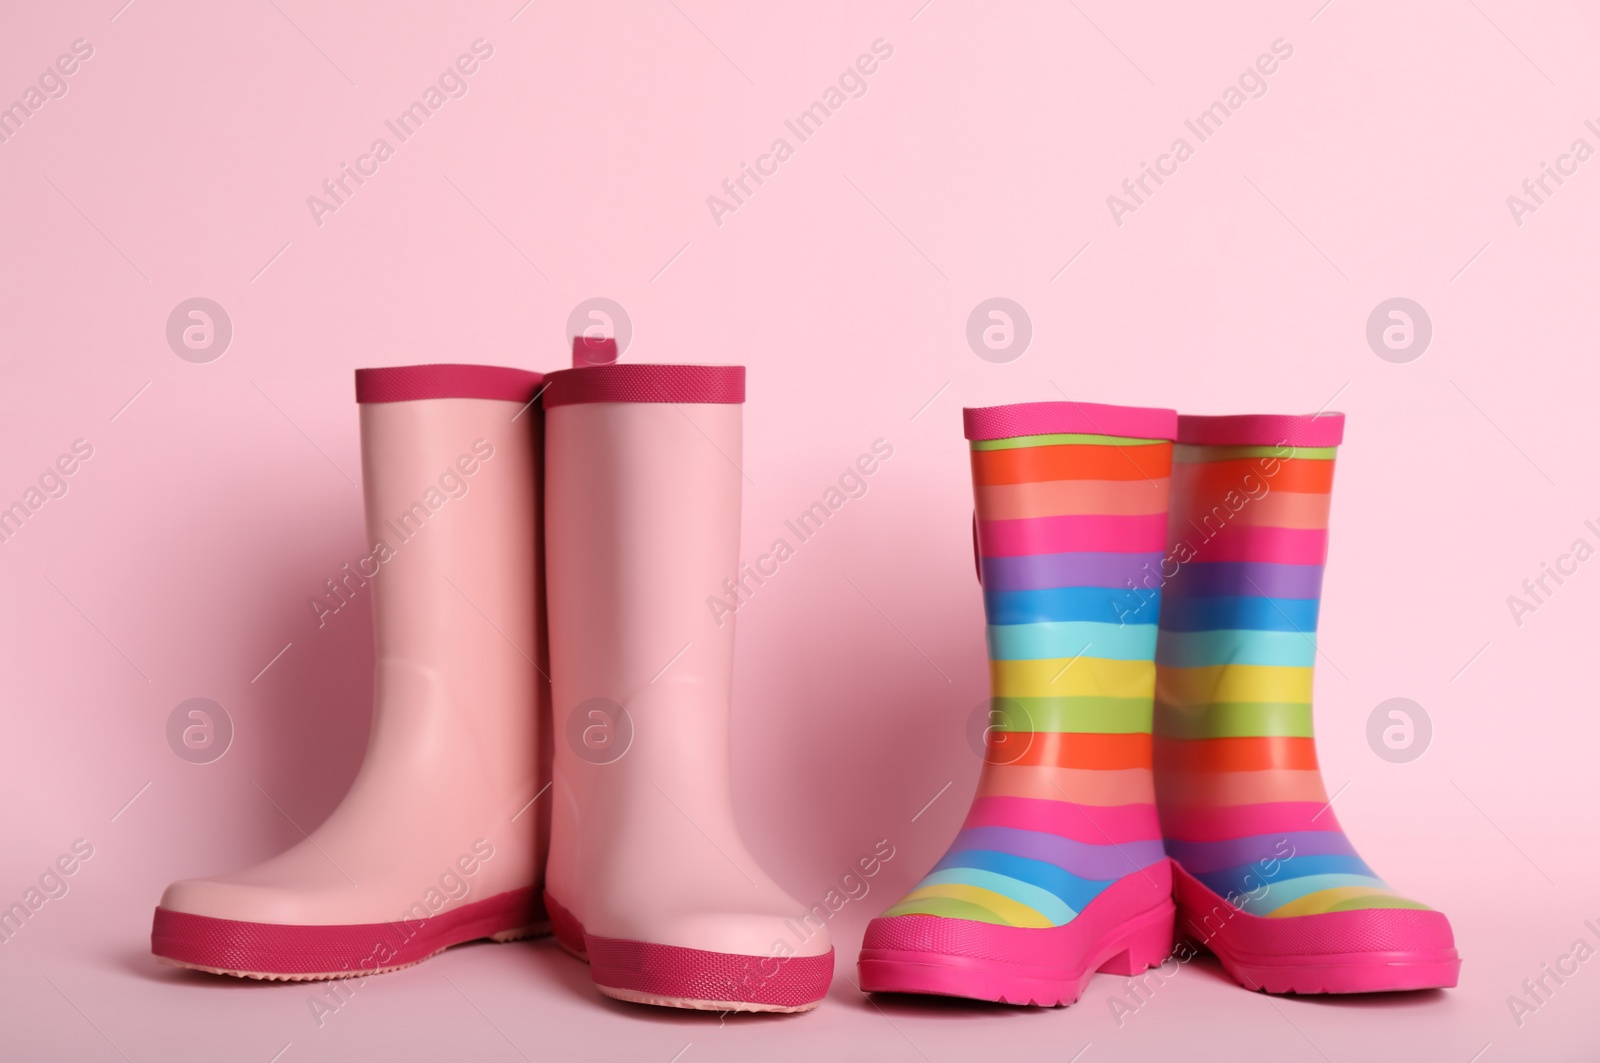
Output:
[{"xmin": 858, "ymin": 400, "xmax": 1461, "ymax": 1004}]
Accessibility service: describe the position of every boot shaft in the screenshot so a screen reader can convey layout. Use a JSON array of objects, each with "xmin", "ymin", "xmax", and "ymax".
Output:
[
  {"xmin": 1153, "ymin": 413, "xmax": 1344, "ymax": 801},
  {"xmin": 353, "ymin": 365, "xmax": 548, "ymax": 812},
  {"xmin": 152, "ymin": 364, "xmax": 553, "ymax": 972},
  {"xmin": 542, "ymin": 364, "xmax": 746, "ymax": 769},
  {"xmin": 879, "ymin": 401, "xmax": 1178, "ymax": 931},
  {"xmin": 1153, "ymin": 413, "xmax": 1355, "ymax": 900},
  {"xmin": 968, "ymin": 401, "xmax": 1178, "ymax": 780}
]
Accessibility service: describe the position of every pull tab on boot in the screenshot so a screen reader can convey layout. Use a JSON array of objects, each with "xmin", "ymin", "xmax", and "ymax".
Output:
[{"xmin": 572, "ymin": 335, "xmax": 619, "ymax": 367}]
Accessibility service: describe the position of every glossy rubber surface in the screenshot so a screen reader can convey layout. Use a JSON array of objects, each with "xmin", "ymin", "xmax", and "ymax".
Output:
[
  {"xmin": 151, "ymin": 373, "xmax": 550, "ymax": 978},
  {"xmin": 1174, "ymin": 864, "xmax": 1460, "ymax": 993},
  {"xmin": 546, "ymin": 893, "xmax": 832, "ymax": 1012},
  {"xmin": 860, "ymin": 863, "xmax": 1176, "ymax": 1006},
  {"xmin": 1153, "ymin": 412, "xmax": 1458, "ymax": 993},
  {"xmin": 151, "ymin": 888, "xmax": 545, "ymax": 981},
  {"xmin": 858, "ymin": 405, "xmax": 1178, "ymax": 1008},
  {"xmin": 542, "ymin": 376, "xmax": 831, "ymax": 1013}
]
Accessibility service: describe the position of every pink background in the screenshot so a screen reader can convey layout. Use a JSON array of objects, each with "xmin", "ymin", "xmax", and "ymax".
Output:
[{"xmin": 3, "ymin": 1, "xmax": 1598, "ymax": 1059}]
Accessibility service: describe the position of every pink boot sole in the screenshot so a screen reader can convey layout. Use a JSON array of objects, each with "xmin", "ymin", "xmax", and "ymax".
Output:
[
  {"xmin": 1173, "ymin": 864, "xmax": 1461, "ymax": 994},
  {"xmin": 545, "ymin": 892, "xmax": 834, "ymax": 1013},
  {"xmin": 151, "ymin": 887, "xmax": 546, "ymax": 981},
  {"xmin": 857, "ymin": 864, "xmax": 1177, "ymax": 1007}
]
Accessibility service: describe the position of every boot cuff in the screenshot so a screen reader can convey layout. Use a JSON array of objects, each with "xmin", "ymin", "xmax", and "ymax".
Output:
[
  {"xmin": 354, "ymin": 364, "xmax": 544, "ymax": 404},
  {"xmin": 1175, "ymin": 412, "xmax": 1344, "ymax": 447},
  {"xmin": 543, "ymin": 364, "xmax": 745, "ymax": 407},
  {"xmin": 963, "ymin": 401, "xmax": 1178, "ymax": 442}
]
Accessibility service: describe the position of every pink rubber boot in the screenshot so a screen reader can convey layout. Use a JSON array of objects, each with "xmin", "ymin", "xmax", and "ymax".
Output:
[
  {"xmin": 541, "ymin": 358, "xmax": 834, "ymax": 1013},
  {"xmin": 151, "ymin": 364, "xmax": 551, "ymax": 980}
]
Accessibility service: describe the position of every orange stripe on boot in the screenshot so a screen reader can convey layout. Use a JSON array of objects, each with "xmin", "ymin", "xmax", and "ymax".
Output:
[
  {"xmin": 971, "ymin": 444, "xmax": 1173, "ymax": 486},
  {"xmin": 976, "ymin": 765, "xmax": 1157, "ymax": 806},
  {"xmin": 1169, "ymin": 457, "xmax": 1334, "ymax": 498},
  {"xmin": 988, "ymin": 731, "xmax": 1152, "ymax": 770},
  {"xmin": 1152, "ymin": 735, "xmax": 1320, "ymax": 773}
]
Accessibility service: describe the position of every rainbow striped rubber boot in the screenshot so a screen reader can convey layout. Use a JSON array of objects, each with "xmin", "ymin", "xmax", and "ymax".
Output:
[
  {"xmin": 859, "ymin": 401, "xmax": 1179, "ymax": 1006},
  {"xmin": 1153, "ymin": 412, "xmax": 1460, "ymax": 993}
]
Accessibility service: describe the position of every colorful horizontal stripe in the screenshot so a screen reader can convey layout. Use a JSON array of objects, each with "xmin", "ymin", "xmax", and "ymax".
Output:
[
  {"xmin": 1156, "ymin": 664, "xmax": 1312, "ymax": 705},
  {"xmin": 991, "ymin": 657, "xmax": 1154, "ymax": 699},
  {"xmin": 978, "ymin": 513, "xmax": 1168, "ymax": 556},
  {"xmin": 983, "ymin": 586, "xmax": 1157, "ymax": 626},
  {"xmin": 1170, "ymin": 525, "xmax": 1330, "ymax": 565},
  {"xmin": 963, "ymin": 796, "xmax": 1164, "ymax": 845},
  {"xmin": 974, "ymin": 478, "xmax": 1170, "ymax": 520},
  {"xmin": 1155, "ymin": 630, "xmax": 1316, "ymax": 668},
  {"xmin": 1215, "ymin": 490, "xmax": 1332, "ymax": 529},
  {"xmin": 980, "ymin": 550, "xmax": 1164, "ymax": 592},
  {"xmin": 1170, "ymin": 457, "xmax": 1335, "ymax": 496},
  {"xmin": 1157, "ymin": 595, "xmax": 1320, "ymax": 632},
  {"xmin": 971, "ymin": 443, "xmax": 1172, "ymax": 485},
  {"xmin": 985, "ymin": 732, "xmax": 1151, "ymax": 770},
  {"xmin": 975, "ymin": 765, "xmax": 1154, "ymax": 805},
  {"xmin": 886, "ymin": 423, "xmax": 1171, "ymax": 928},
  {"xmin": 945, "ymin": 826, "xmax": 1168, "ymax": 879},
  {"xmin": 1154, "ymin": 434, "xmax": 1431, "ymax": 917},
  {"xmin": 987, "ymin": 621, "xmax": 1157, "ymax": 661},
  {"xmin": 1155, "ymin": 735, "xmax": 1320, "ymax": 773},
  {"xmin": 1163, "ymin": 561, "xmax": 1325, "ymax": 599},
  {"xmin": 1156, "ymin": 767, "xmax": 1329, "ymax": 805},
  {"xmin": 1159, "ymin": 801, "xmax": 1345, "ymax": 842},
  {"xmin": 1153, "ymin": 700, "xmax": 1315, "ymax": 737},
  {"xmin": 986, "ymin": 696, "xmax": 1153, "ymax": 734},
  {"xmin": 914, "ymin": 867, "xmax": 1079, "ymax": 923},
  {"xmin": 1174, "ymin": 444, "xmax": 1338, "ymax": 463},
  {"xmin": 886, "ymin": 883, "xmax": 1054, "ymax": 927},
  {"xmin": 1164, "ymin": 830, "xmax": 1357, "ymax": 874}
]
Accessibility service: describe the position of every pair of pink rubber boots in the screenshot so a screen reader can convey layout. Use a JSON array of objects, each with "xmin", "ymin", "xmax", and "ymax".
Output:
[{"xmin": 150, "ymin": 348, "xmax": 832, "ymax": 1011}]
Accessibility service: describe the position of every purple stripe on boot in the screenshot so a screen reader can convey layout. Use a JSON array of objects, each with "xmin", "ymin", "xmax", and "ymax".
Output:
[{"xmin": 951, "ymin": 826, "xmax": 1168, "ymax": 881}]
